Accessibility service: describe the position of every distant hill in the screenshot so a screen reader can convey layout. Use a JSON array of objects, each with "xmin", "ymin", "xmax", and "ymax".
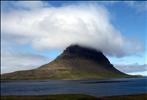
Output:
[{"xmin": 1, "ymin": 45, "xmax": 130, "ymax": 80}]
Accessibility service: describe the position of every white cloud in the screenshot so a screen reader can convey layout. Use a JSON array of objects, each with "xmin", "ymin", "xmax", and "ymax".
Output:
[
  {"xmin": 1, "ymin": 2, "xmax": 144, "ymax": 57},
  {"xmin": 128, "ymin": 71, "xmax": 147, "ymax": 76},
  {"xmin": 116, "ymin": 64, "xmax": 147, "ymax": 73},
  {"xmin": 1, "ymin": 39, "xmax": 49, "ymax": 74},
  {"xmin": 115, "ymin": 64, "xmax": 147, "ymax": 76},
  {"xmin": 1, "ymin": 51, "xmax": 49, "ymax": 74}
]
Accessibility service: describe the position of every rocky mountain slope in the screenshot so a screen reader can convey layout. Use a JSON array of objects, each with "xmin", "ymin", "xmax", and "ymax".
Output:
[{"xmin": 1, "ymin": 45, "xmax": 130, "ymax": 80}]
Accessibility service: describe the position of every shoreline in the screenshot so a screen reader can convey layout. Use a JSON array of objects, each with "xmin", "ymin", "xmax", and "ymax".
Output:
[
  {"xmin": 1, "ymin": 77, "xmax": 145, "ymax": 81},
  {"xmin": 1, "ymin": 93, "xmax": 147, "ymax": 100}
]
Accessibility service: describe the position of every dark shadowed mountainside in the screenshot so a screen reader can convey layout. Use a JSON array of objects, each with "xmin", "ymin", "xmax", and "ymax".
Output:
[{"xmin": 1, "ymin": 45, "xmax": 130, "ymax": 80}]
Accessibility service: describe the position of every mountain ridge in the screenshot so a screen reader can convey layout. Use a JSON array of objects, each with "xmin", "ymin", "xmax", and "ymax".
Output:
[{"xmin": 1, "ymin": 45, "xmax": 130, "ymax": 80}]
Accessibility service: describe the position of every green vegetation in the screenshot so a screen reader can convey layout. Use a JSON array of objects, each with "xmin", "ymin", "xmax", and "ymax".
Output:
[
  {"xmin": 1, "ymin": 59, "xmax": 130, "ymax": 80},
  {"xmin": 1, "ymin": 45, "xmax": 131, "ymax": 80},
  {"xmin": 1, "ymin": 94, "xmax": 147, "ymax": 100}
]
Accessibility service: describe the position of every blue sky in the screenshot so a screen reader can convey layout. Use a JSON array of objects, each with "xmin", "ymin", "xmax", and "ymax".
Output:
[
  {"xmin": 105, "ymin": 2, "xmax": 146, "ymax": 65},
  {"xmin": 1, "ymin": 1, "xmax": 147, "ymax": 75}
]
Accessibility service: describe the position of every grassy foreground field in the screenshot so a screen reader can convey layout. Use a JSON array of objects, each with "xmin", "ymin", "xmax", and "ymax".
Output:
[{"xmin": 1, "ymin": 94, "xmax": 147, "ymax": 100}]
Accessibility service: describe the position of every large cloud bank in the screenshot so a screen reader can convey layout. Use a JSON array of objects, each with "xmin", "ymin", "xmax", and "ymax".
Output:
[{"xmin": 1, "ymin": 1, "xmax": 144, "ymax": 57}]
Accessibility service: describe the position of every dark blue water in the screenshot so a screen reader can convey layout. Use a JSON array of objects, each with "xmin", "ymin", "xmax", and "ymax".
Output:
[{"xmin": 1, "ymin": 78, "xmax": 147, "ymax": 97}]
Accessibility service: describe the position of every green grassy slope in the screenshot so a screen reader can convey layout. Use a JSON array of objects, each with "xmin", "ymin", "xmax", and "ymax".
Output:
[
  {"xmin": 1, "ymin": 45, "xmax": 130, "ymax": 80},
  {"xmin": 1, "ymin": 58, "xmax": 129, "ymax": 80}
]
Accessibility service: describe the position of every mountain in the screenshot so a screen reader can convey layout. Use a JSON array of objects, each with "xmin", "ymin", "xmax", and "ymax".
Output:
[{"xmin": 1, "ymin": 45, "xmax": 130, "ymax": 80}]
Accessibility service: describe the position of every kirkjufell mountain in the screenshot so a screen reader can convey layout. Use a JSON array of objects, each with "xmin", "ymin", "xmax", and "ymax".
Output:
[{"xmin": 1, "ymin": 45, "xmax": 130, "ymax": 80}]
